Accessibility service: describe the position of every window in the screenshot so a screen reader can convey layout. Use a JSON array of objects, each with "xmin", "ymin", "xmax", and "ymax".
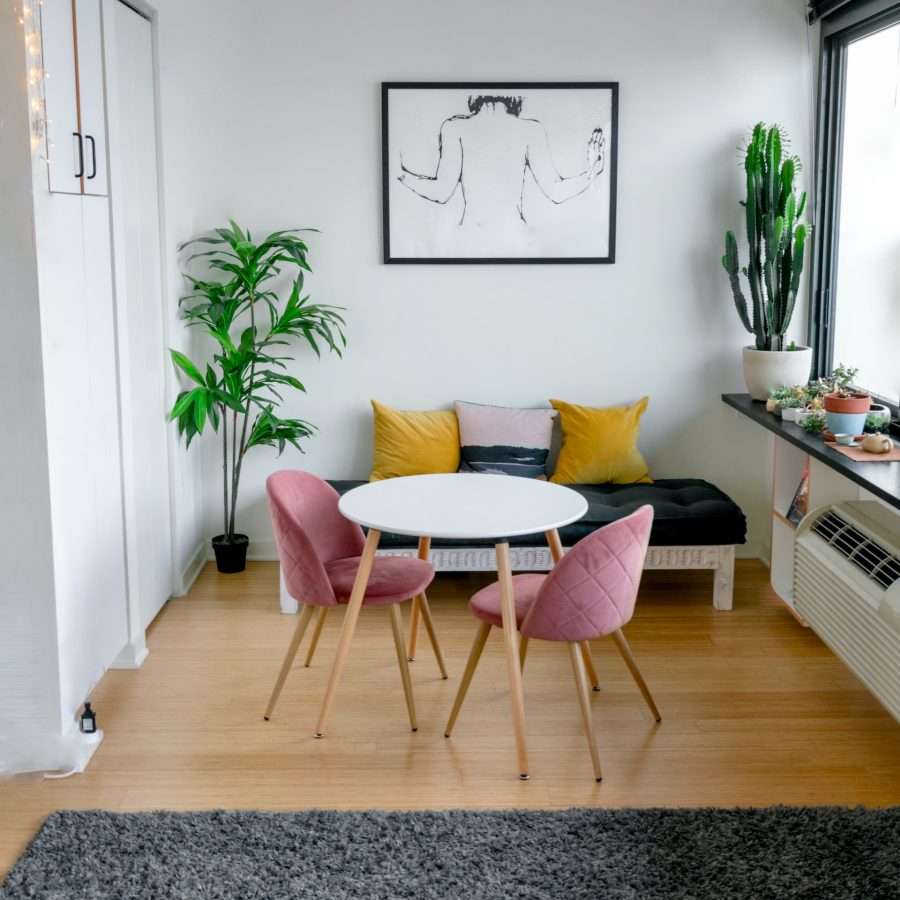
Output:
[{"xmin": 812, "ymin": 3, "xmax": 900, "ymax": 411}]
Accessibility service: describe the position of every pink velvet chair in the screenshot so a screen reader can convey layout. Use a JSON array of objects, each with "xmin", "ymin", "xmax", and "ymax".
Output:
[
  {"xmin": 263, "ymin": 471, "xmax": 436, "ymax": 733},
  {"xmin": 444, "ymin": 505, "xmax": 660, "ymax": 781}
]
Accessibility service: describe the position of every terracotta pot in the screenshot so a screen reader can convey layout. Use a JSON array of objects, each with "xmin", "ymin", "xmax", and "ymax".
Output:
[{"xmin": 823, "ymin": 392, "xmax": 871, "ymax": 414}]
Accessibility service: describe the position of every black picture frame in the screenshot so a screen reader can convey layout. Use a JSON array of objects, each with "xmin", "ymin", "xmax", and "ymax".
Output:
[{"xmin": 381, "ymin": 81, "xmax": 619, "ymax": 265}]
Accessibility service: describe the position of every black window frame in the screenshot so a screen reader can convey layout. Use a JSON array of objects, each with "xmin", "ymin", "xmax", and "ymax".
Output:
[{"xmin": 810, "ymin": 0, "xmax": 900, "ymax": 425}]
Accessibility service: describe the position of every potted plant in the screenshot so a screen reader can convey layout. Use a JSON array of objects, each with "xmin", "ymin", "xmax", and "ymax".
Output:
[
  {"xmin": 168, "ymin": 221, "xmax": 346, "ymax": 573},
  {"xmin": 823, "ymin": 363, "xmax": 871, "ymax": 437},
  {"xmin": 769, "ymin": 385, "xmax": 805, "ymax": 422},
  {"xmin": 866, "ymin": 406, "xmax": 892, "ymax": 433},
  {"xmin": 722, "ymin": 123, "xmax": 812, "ymax": 400},
  {"xmin": 800, "ymin": 411, "xmax": 826, "ymax": 436}
]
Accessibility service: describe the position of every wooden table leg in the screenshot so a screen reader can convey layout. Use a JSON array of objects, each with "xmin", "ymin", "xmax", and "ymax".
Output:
[
  {"xmin": 314, "ymin": 528, "xmax": 381, "ymax": 737},
  {"xmin": 407, "ymin": 536, "xmax": 431, "ymax": 662},
  {"xmin": 546, "ymin": 528, "xmax": 600, "ymax": 691},
  {"xmin": 496, "ymin": 541, "xmax": 529, "ymax": 780}
]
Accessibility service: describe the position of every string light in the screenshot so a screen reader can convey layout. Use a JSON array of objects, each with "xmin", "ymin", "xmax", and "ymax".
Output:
[{"xmin": 20, "ymin": 0, "xmax": 48, "ymax": 162}]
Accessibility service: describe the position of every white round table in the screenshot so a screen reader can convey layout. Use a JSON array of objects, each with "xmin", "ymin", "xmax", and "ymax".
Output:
[
  {"xmin": 317, "ymin": 474, "xmax": 588, "ymax": 779},
  {"xmin": 338, "ymin": 473, "xmax": 588, "ymax": 539}
]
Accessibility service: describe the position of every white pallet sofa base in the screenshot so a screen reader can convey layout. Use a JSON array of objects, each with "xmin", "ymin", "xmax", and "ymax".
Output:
[{"xmin": 279, "ymin": 543, "xmax": 736, "ymax": 615}]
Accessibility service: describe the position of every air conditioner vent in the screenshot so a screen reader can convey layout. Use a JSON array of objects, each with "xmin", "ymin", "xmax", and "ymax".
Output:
[
  {"xmin": 811, "ymin": 509, "xmax": 900, "ymax": 591},
  {"xmin": 796, "ymin": 502, "xmax": 900, "ymax": 724}
]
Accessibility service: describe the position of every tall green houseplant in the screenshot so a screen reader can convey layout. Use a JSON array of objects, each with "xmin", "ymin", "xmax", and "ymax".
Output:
[
  {"xmin": 168, "ymin": 221, "xmax": 346, "ymax": 572},
  {"xmin": 722, "ymin": 123, "xmax": 808, "ymax": 352}
]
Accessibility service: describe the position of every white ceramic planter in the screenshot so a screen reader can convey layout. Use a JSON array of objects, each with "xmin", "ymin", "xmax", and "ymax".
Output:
[
  {"xmin": 742, "ymin": 346, "xmax": 813, "ymax": 401},
  {"xmin": 780, "ymin": 407, "xmax": 800, "ymax": 423}
]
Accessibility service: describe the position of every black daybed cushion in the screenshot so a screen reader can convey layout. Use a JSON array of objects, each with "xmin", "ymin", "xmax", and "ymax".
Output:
[{"xmin": 328, "ymin": 479, "xmax": 746, "ymax": 549}]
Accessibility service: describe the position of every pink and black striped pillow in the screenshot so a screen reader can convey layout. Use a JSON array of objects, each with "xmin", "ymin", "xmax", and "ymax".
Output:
[{"xmin": 454, "ymin": 401, "xmax": 557, "ymax": 478}]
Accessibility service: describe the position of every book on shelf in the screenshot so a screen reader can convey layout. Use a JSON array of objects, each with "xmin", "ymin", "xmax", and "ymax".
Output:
[{"xmin": 786, "ymin": 465, "xmax": 810, "ymax": 526}]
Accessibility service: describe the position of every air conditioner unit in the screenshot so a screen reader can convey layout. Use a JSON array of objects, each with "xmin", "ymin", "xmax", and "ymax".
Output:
[{"xmin": 794, "ymin": 501, "xmax": 900, "ymax": 723}]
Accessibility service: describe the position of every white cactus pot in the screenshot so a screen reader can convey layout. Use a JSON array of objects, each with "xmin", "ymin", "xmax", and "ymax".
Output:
[{"xmin": 742, "ymin": 346, "xmax": 813, "ymax": 402}]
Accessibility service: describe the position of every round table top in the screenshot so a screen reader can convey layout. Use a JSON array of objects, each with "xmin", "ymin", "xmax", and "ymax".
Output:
[{"xmin": 338, "ymin": 473, "xmax": 588, "ymax": 540}]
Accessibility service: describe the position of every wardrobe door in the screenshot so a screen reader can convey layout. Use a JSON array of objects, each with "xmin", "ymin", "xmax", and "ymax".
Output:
[
  {"xmin": 105, "ymin": 0, "xmax": 173, "ymax": 637},
  {"xmin": 74, "ymin": 0, "xmax": 109, "ymax": 196},
  {"xmin": 40, "ymin": 0, "xmax": 83, "ymax": 194}
]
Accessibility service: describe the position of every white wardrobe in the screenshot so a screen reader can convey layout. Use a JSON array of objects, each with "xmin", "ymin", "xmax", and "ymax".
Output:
[{"xmin": 32, "ymin": 0, "xmax": 172, "ymax": 720}]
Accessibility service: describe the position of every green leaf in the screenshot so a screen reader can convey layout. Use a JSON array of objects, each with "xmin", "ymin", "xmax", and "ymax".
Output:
[
  {"xmin": 170, "ymin": 350, "xmax": 205, "ymax": 385},
  {"xmin": 194, "ymin": 390, "xmax": 208, "ymax": 432}
]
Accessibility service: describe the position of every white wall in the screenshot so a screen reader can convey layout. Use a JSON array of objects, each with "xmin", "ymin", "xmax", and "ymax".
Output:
[{"xmin": 152, "ymin": 0, "xmax": 814, "ymax": 559}]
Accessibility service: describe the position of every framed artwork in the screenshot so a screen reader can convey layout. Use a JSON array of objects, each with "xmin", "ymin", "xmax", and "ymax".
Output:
[{"xmin": 382, "ymin": 81, "xmax": 618, "ymax": 264}]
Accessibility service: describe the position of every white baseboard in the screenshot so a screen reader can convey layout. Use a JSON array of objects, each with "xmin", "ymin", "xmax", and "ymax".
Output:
[
  {"xmin": 176, "ymin": 540, "xmax": 208, "ymax": 596},
  {"xmin": 111, "ymin": 637, "xmax": 149, "ymax": 670},
  {"xmin": 247, "ymin": 538, "xmax": 278, "ymax": 561},
  {"xmin": 0, "ymin": 724, "xmax": 104, "ymax": 777}
]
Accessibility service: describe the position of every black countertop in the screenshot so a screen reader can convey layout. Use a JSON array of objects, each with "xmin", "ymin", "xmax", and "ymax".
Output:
[{"xmin": 722, "ymin": 393, "xmax": 900, "ymax": 513}]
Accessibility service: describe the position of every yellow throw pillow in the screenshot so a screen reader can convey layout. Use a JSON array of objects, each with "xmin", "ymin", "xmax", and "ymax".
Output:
[
  {"xmin": 370, "ymin": 400, "xmax": 460, "ymax": 481},
  {"xmin": 549, "ymin": 397, "xmax": 652, "ymax": 485}
]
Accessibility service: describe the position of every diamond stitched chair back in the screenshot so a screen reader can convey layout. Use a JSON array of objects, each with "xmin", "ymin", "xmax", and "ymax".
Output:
[
  {"xmin": 267, "ymin": 470, "xmax": 365, "ymax": 607},
  {"xmin": 444, "ymin": 505, "xmax": 660, "ymax": 782},
  {"xmin": 521, "ymin": 505, "xmax": 653, "ymax": 642}
]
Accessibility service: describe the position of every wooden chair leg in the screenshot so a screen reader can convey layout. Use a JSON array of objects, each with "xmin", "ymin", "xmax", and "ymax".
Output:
[
  {"xmin": 407, "ymin": 596, "xmax": 421, "ymax": 661},
  {"xmin": 388, "ymin": 603, "xmax": 418, "ymax": 732},
  {"xmin": 497, "ymin": 542, "xmax": 530, "ymax": 780},
  {"xmin": 519, "ymin": 635, "xmax": 530, "ymax": 671},
  {"xmin": 303, "ymin": 607, "xmax": 329, "ymax": 667},
  {"xmin": 612, "ymin": 629, "xmax": 661, "ymax": 722},
  {"xmin": 567, "ymin": 642, "xmax": 603, "ymax": 782},
  {"xmin": 315, "ymin": 529, "xmax": 381, "ymax": 737},
  {"xmin": 417, "ymin": 592, "xmax": 448, "ymax": 679},
  {"xmin": 264, "ymin": 604, "xmax": 315, "ymax": 720},
  {"xmin": 444, "ymin": 621, "xmax": 491, "ymax": 737},
  {"xmin": 580, "ymin": 641, "xmax": 601, "ymax": 691},
  {"xmin": 407, "ymin": 536, "xmax": 431, "ymax": 660}
]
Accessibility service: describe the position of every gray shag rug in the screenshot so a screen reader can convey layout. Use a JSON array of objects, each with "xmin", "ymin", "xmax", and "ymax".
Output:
[{"xmin": 2, "ymin": 807, "xmax": 899, "ymax": 899}]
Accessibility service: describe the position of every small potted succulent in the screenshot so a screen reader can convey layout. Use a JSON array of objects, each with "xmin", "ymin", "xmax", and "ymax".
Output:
[
  {"xmin": 800, "ymin": 410, "xmax": 826, "ymax": 436},
  {"xmin": 769, "ymin": 385, "xmax": 806, "ymax": 422},
  {"xmin": 866, "ymin": 405, "xmax": 892, "ymax": 433},
  {"xmin": 823, "ymin": 363, "xmax": 871, "ymax": 437},
  {"xmin": 790, "ymin": 381, "xmax": 825, "ymax": 427}
]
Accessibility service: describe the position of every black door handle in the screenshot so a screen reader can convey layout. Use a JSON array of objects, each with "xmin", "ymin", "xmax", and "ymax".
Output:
[
  {"xmin": 86, "ymin": 135, "xmax": 97, "ymax": 180},
  {"xmin": 73, "ymin": 131, "xmax": 84, "ymax": 179}
]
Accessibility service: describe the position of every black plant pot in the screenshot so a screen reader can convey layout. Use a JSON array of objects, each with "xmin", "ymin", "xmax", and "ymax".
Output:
[{"xmin": 212, "ymin": 534, "xmax": 249, "ymax": 574}]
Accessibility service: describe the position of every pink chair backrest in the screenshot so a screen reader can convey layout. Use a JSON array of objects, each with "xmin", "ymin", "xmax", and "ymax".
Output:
[
  {"xmin": 521, "ymin": 505, "xmax": 654, "ymax": 642},
  {"xmin": 266, "ymin": 471, "xmax": 366, "ymax": 607}
]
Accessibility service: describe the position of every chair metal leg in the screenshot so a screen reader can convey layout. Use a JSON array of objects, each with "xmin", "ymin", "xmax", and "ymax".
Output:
[
  {"xmin": 303, "ymin": 607, "xmax": 329, "ymax": 667},
  {"xmin": 580, "ymin": 641, "xmax": 600, "ymax": 691},
  {"xmin": 264, "ymin": 604, "xmax": 315, "ymax": 720},
  {"xmin": 519, "ymin": 635, "xmax": 529, "ymax": 671},
  {"xmin": 567, "ymin": 642, "xmax": 603, "ymax": 782},
  {"xmin": 612, "ymin": 629, "xmax": 661, "ymax": 722},
  {"xmin": 315, "ymin": 529, "xmax": 381, "ymax": 737},
  {"xmin": 407, "ymin": 536, "xmax": 431, "ymax": 660},
  {"xmin": 389, "ymin": 603, "xmax": 418, "ymax": 732},
  {"xmin": 444, "ymin": 621, "xmax": 491, "ymax": 738}
]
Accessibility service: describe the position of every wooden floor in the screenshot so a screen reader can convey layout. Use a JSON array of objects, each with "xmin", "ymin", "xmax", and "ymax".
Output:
[{"xmin": 3, "ymin": 560, "xmax": 900, "ymax": 875}]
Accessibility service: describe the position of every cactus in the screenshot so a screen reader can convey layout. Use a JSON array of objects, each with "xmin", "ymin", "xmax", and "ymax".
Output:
[{"xmin": 722, "ymin": 123, "xmax": 808, "ymax": 351}]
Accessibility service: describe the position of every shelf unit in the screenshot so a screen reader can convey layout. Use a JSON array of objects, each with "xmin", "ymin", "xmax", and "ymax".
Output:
[
  {"xmin": 723, "ymin": 394, "xmax": 900, "ymax": 616},
  {"xmin": 770, "ymin": 438, "xmax": 861, "ymax": 612}
]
